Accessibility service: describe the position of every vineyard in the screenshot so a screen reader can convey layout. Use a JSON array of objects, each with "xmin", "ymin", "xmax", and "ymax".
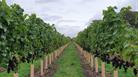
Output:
[
  {"xmin": 0, "ymin": 0, "xmax": 138, "ymax": 77},
  {"xmin": 75, "ymin": 6, "xmax": 138, "ymax": 77}
]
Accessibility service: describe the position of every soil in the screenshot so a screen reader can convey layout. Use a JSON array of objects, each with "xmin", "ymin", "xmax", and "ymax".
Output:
[
  {"xmin": 76, "ymin": 47, "xmax": 97, "ymax": 77},
  {"xmin": 34, "ymin": 63, "xmax": 58, "ymax": 77},
  {"xmin": 76, "ymin": 47, "xmax": 111, "ymax": 77},
  {"xmin": 44, "ymin": 62, "xmax": 58, "ymax": 77},
  {"xmin": 33, "ymin": 55, "xmax": 62, "ymax": 77}
]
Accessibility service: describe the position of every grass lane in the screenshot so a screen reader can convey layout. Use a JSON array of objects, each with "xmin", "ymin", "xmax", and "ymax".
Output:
[{"xmin": 53, "ymin": 44, "xmax": 84, "ymax": 77}]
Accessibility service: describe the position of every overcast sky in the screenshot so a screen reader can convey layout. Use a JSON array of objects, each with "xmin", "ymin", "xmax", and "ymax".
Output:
[{"xmin": 6, "ymin": 0, "xmax": 138, "ymax": 37}]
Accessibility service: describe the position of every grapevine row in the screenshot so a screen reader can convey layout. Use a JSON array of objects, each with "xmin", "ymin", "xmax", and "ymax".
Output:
[
  {"xmin": 75, "ymin": 6, "xmax": 138, "ymax": 76},
  {"xmin": 0, "ymin": 0, "xmax": 69, "ymax": 73}
]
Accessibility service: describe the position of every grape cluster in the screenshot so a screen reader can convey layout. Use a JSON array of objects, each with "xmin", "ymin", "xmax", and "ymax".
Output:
[
  {"xmin": 26, "ymin": 52, "xmax": 35, "ymax": 63},
  {"xmin": 94, "ymin": 53, "xmax": 137, "ymax": 76},
  {"xmin": 94, "ymin": 50, "xmax": 100, "ymax": 57},
  {"xmin": 111, "ymin": 57, "xmax": 134, "ymax": 72},
  {"xmin": 101, "ymin": 54, "xmax": 110, "ymax": 64},
  {"xmin": 133, "ymin": 68, "xmax": 138, "ymax": 76},
  {"xmin": 7, "ymin": 53, "xmax": 36, "ymax": 73},
  {"xmin": 7, "ymin": 56, "xmax": 18, "ymax": 73},
  {"xmin": 21, "ymin": 56, "xmax": 26, "ymax": 63}
]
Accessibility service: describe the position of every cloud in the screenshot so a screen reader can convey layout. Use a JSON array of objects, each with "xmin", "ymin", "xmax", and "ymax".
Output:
[
  {"xmin": 35, "ymin": 0, "xmax": 58, "ymax": 3},
  {"xmin": 58, "ymin": 19, "xmax": 76, "ymax": 23},
  {"xmin": 7, "ymin": 0, "xmax": 138, "ymax": 37},
  {"xmin": 56, "ymin": 25, "xmax": 84, "ymax": 37},
  {"xmin": 42, "ymin": 14, "xmax": 62, "ymax": 21}
]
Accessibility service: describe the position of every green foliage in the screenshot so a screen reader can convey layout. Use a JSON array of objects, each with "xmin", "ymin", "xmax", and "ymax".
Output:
[
  {"xmin": 75, "ymin": 6, "xmax": 138, "ymax": 74},
  {"xmin": 0, "ymin": 0, "xmax": 69, "ymax": 73}
]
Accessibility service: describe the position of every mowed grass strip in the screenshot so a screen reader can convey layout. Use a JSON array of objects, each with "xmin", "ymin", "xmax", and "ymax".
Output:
[{"xmin": 53, "ymin": 44, "xmax": 84, "ymax": 77}]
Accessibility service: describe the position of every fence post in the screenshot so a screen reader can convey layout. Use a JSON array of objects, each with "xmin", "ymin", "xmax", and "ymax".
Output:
[
  {"xmin": 53, "ymin": 51, "xmax": 55, "ymax": 61},
  {"xmin": 89, "ymin": 53, "xmax": 91, "ymax": 63},
  {"xmin": 81, "ymin": 48, "xmax": 83, "ymax": 55},
  {"xmin": 51, "ymin": 52, "xmax": 53, "ymax": 64},
  {"xmin": 49, "ymin": 54, "xmax": 51, "ymax": 64},
  {"xmin": 84, "ymin": 51, "xmax": 86, "ymax": 60},
  {"xmin": 86, "ymin": 52, "xmax": 88, "ymax": 62},
  {"xmin": 30, "ymin": 64, "xmax": 34, "ymax": 77},
  {"xmin": 90, "ymin": 54, "xmax": 93, "ymax": 68},
  {"xmin": 45, "ymin": 56, "xmax": 48, "ymax": 69},
  {"xmin": 52, "ymin": 52, "xmax": 54, "ymax": 62},
  {"xmin": 101, "ymin": 62, "xmax": 105, "ymax": 77},
  {"xmin": 40, "ymin": 60, "xmax": 44, "ymax": 76},
  {"xmin": 13, "ymin": 72, "xmax": 18, "ymax": 77},
  {"xmin": 114, "ymin": 70, "xmax": 118, "ymax": 77},
  {"xmin": 95, "ymin": 57, "xmax": 98, "ymax": 74},
  {"xmin": 56, "ymin": 50, "xmax": 58, "ymax": 59}
]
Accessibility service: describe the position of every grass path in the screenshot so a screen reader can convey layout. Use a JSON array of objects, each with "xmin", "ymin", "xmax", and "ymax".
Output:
[{"xmin": 53, "ymin": 44, "xmax": 84, "ymax": 77}]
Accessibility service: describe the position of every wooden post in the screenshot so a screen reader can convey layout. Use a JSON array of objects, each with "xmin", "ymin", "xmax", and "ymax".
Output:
[
  {"xmin": 81, "ymin": 48, "xmax": 83, "ymax": 54},
  {"xmin": 51, "ymin": 53, "xmax": 52, "ymax": 64},
  {"xmin": 52, "ymin": 52, "xmax": 54, "ymax": 63},
  {"xmin": 87, "ymin": 52, "xmax": 89, "ymax": 62},
  {"xmin": 89, "ymin": 53, "xmax": 91, "ymax": 63},
  {"xmin": 44, "ymin": 56, "xmax": 48, "ymax": 69},
  {"xmin": 55, "ymin": 51, "xmax": 57, "ymax": 58},
  {"xmin": 13, "ymin": 73, "xmax": 18, "ymax": 77},
  {"xmin": 56, "ymin": 50, "xmax": 57, "ymax": 59},
  {"xmin": 86, "ymin": 52, "xmax": 88, "ymax": 62},
  {"xmin": 61, "ymin": 48, "xmax": 63, "ymax": 53},
  {"xmin": 51, "ymin": 52, "xmax": 53, "ymax": 64},
  {"xmin": 84, "ymin": 51, "xmax": 86, "ymax": 59},
  {"xmin": 59, "ymin": 50, "xmax": 60, "ymax": 56},
  {"xmin": 80, "ymin": 48, "xmax": 82, "ymax": 55},
  {"xmin": 50, "ymin": 54, "xmax": 51, "ymax": 64},
  {"xmin": 55, "ymin": 50, "xmax": 57, "ymax": 60},
  {"xmin": 48, "ymin": 54, "xmax": 51, "ymax": 65},
  {"xmin": 53, "ymin": 51, "xmax": 55, "ymax": 61},
  {"xmin": 90, "ymin": 54, "xmax": 93, "ymax": 68},
  {"xmin": 55, "ymin": 51, "xmax": 56, "ymax": 59},
  {"xmin": 51, "ymin": 53, "xmax": 52, "ymax": 63},
  {"xmin": 88, "ymin": 53, "xmax": 89, "ymax": 63},
  {"xmin": 87, "ymin": 52, "xmax": 88, "ymax": 62},
  {"xmin": 83, "ymin": 51, "xmax": 84, "ymax": 57},
  {"xmin": 47, "ymin": 54, "xmax": 49, "ymax": 65},
  {"xmin": 60, "ymin": 47, "xmax": 62, "ymax": 52},
  {"xmin": 95, "ymin": 57, "xmax": 98, "ymax": 73},
  {"xmin": 58, "ymin": 48, "xmax": 61, "ymax": 57},
  {"xmin": 114, "ymin": 70, "xmax": 118, "ymax": 77},
  {"xmin": 101, "ymin": 62, "xmax": 105, "ymax": 77},
  {"xmin": 84, "ymin": 51, "xmax": 85, "ymax": 57},
  {"xmin": 40, "ymin": 60, "xmax": 44, "ymax": 76},
  {"xmin": 53, "ymin": 52, "xmax": 55, "ymax": 61},
  {"xmin": 86, "ymin": 52, "xmax": 88, "ymax": 61},
  {"xmin": 62, "ymin": 47, "xmax": 63, "ymax": 53},
  {"xmin": 57, "ymin": 49, "xmax": 59, "ymax": 58},
  {"xmin": 88, "ymin": 53, "xmax": 90, "ymax": 63},
  {"xmin": 30, "ymin": 64, "xmax": 34, "ymax": 77}
]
